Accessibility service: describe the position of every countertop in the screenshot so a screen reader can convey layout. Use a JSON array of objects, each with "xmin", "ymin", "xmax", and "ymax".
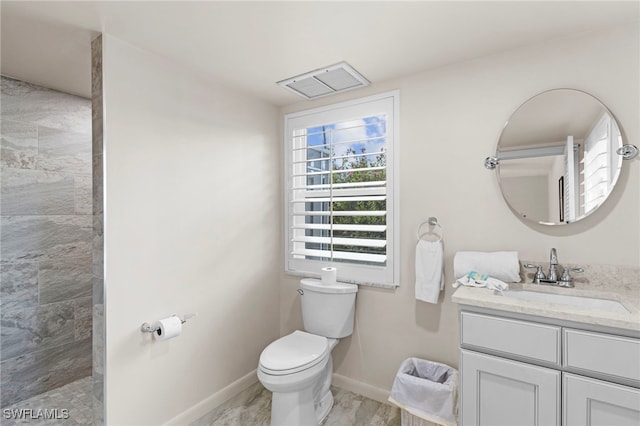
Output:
[{"xmin": 452, "ymin": 282, "xmax": 640, "ymax": 332}]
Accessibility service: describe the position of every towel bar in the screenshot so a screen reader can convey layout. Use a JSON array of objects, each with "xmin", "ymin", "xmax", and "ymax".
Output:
[{"xmin": 417, "ymin": 217, "xmax": 443, "ymax": 242}]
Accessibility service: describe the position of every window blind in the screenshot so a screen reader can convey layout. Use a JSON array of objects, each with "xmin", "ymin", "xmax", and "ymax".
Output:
[
  {"xmin": 284, "ymin": 92, "xmax": 398, "ymax": 287},
  {"xmin": 582, "ymin": 114, "xmax": 613, "ymax": 215}
]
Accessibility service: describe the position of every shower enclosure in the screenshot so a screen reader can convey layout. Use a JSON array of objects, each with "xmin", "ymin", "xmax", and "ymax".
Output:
[{"xmin": 0, "ymin": 35, "xmax": 104, "ymax": 424}]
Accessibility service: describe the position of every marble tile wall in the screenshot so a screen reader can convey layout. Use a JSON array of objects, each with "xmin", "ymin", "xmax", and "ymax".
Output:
[
  {"xmin": 0, "ymin": 75, "xmax": 93, "ymax": 408},
  {"xmin": 91, "ymin": 34, "xmax": 105, "ymax": 426}
]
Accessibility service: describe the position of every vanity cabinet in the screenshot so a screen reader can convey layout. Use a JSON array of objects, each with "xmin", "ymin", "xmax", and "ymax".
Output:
[
  {"xmin": 564, "ymin": 373, "xmax": 640, "ymax": 426},
  {"xmin": 459, "ymin": 309, "xmax": 640, "ymax": 426},
  {"xmin": 460, "ymin": 350, "xmax": 560, "ymax": 425}
]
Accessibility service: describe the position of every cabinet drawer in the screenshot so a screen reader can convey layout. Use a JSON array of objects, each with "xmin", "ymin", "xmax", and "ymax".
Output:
[
  {"xmin": 563, "ymin": 328, "xmax": 640, "ymax": 386},
  {"xmin": 461, "ymin": 311, "xmax": 561, "ymax": 366}
]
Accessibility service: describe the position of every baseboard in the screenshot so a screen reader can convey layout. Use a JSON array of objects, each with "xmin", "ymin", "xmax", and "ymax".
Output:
[
  {"xmin": 163, "ymin": 369, "xmax": 258, "ymax": 426},
  {"xmin": 331, "ymin": 373, "xmax": 391, "ymax": 405},
  {"xmin": 164, "ymin": 371, "xmax": 390, "ymax": 424}
]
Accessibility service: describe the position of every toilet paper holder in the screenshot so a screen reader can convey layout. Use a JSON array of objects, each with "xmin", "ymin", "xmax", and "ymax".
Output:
[{"xmin": 140, "ymin": 313, "xmax": 197, "ymax": 333}]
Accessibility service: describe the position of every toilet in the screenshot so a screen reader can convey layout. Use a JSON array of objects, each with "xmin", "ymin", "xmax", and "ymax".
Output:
[{"xmin": 257, "ymin": 278, "xmax": 358, "ymax": 426}]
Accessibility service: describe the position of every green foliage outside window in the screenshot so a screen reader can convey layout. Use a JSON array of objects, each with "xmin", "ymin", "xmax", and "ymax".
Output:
[{"xmin": 331, "ymin": 147, "xmax": 386, "ymax": 256}]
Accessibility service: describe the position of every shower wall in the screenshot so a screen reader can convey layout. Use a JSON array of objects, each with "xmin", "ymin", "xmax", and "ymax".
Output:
[
  {"xmin": 91, "ymin": 35, "xmax": 105, "ymax": 425},
  {"xmin": 0, "ymin": 76, "xmax": 93, "ymax": 407}
]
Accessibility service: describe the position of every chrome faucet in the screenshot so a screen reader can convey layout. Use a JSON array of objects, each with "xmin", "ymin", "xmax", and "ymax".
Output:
[
  {"xmin": 524, "ymin": 248, "xmax": 583, "ymax": 288},
  {"xmin": 548, "ymin": 248, "xmax": 558, "ymax": 282}
]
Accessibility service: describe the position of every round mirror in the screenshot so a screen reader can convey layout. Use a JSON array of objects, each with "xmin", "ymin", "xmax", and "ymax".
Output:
[{"xmin": 496, "ymin": 89, "xmax": 624, "ymax": 225}]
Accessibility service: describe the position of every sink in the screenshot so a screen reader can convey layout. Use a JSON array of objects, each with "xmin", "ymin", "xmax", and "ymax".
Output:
[{"xmin": 500, "ymin": 290, "xmax": 630, "ymax": 314}]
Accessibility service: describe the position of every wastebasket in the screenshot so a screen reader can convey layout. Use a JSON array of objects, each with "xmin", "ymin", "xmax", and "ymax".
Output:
[{"xmin": 388, "ymin": 357, "xmax": 458, "ymax": 426}]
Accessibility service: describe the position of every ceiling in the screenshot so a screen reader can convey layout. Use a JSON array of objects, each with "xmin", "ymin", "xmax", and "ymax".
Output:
[
  {"xmin": 499, "ymin": 89, "xmax": 607, "ymax": 148},
  {"xmin": 1, "ymin": 1, "xmax": 638, "ymax": 106}
]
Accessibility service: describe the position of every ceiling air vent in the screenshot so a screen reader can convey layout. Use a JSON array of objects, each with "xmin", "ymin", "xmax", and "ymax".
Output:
[{"xmin": 277, "ymin": 62, "xmax": 370, "ymax": 100}]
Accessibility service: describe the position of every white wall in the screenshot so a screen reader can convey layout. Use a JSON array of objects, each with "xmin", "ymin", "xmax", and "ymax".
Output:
[
  {"xmin": 281, "ymin": 24, "xmax": 639, "ymax": 399},
  {"xmin": 101, "ymin": 35, "xmax": 281, "ymax": 425},
  {"xmin": 100, "ymin": 21, "xmax": 639, "ymax": 422}
]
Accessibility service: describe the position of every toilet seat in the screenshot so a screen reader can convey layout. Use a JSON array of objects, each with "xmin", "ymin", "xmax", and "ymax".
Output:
[{"xmin": 259, "ymin": 331, "xmax": 329, "ymax": 376}]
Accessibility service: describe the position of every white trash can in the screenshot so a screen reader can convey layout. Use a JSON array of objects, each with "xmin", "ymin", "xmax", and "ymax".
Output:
[{"xmin": 388, "ymin": 357, "xmax": 458, "ymax": 426}]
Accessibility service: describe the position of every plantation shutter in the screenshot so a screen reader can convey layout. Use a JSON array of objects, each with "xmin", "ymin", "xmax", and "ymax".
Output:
[
  {"xmin": 284, "ymin": 92, "xmax": 398, "ymax": 287},
  {"xmin": 581, "ymin": 113, "xmax": 619, "ymax": 215}
]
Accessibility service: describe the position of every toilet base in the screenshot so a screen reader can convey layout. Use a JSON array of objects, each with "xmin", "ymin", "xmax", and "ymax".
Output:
[
  {"xmin": 315, "ymin": 390, "xmax": 334, "ymax": 424},
  {"xmin": 269, "ymin": 388, "xmax": 334, "ymax": 426},
  {"xmin": 271, "ymin": 387, "xmax": 316, "ymax": 426},
  {"xmin": 259, "ymin": 337, "xmax": 341, "ymax": 426}
]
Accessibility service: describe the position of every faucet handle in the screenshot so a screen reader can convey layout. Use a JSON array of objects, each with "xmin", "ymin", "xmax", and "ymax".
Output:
[
  {"xmin": 558, "ymin": 267, "xmax": 584, "ymax": 288},
  {"xmin": 560, "ymin": 267, "xmax": 584, "ymax": 279},
  {"xmin": 524, "ymin": 264, "xmax": 546, "ymax": 284}
]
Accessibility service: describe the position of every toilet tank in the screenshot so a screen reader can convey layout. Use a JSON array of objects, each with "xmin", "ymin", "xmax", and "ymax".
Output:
[{"xmin": 299, "ymin": 278, "xmax": 358, "ymax": 339}]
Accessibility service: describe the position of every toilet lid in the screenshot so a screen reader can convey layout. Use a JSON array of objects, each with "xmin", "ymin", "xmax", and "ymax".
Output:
[{"xmin": 259, "ymin": 331, "xmax": 329, "ymax": 375}]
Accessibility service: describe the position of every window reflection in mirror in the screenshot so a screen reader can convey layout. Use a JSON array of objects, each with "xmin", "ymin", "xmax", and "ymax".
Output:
[{"xmin": 496, "ymin": 89, "xmax": 623, "ymax": 225}]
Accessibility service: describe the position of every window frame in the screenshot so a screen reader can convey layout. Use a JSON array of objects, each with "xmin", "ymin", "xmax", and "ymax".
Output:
[{"xmin": 283, "ymin": 90, "xmax": 400, "ymax": 288}]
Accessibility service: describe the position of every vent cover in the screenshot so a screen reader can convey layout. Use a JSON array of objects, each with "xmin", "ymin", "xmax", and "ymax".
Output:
[{"xmin": 277, "ymin": 62, "xmax": 370, "ymax": 100}]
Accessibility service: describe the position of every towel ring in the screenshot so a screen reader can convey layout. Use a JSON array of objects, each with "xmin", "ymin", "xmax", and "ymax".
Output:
[{"xmin": 417, "ymin": 217, "xmax": 443, "ymax": 242}]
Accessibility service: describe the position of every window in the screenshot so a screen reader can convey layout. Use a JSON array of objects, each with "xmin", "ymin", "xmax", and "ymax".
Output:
[
  {"xmin": 581, "ymin": 113, "xmax": 622, "ymax": 215},
  {"xmin": 284, "ymin": 91, "xmax": 399, "ymax": 287}
]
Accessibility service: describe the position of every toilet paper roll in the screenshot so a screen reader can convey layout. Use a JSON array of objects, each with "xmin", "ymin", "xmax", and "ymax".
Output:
[
  {"xmin": 153, "ymin": 316, "xmax": 182, "ymax": 341},
  {"xmin": 321, "ymin": 267, "xmax": 337, "ymax": 286}
]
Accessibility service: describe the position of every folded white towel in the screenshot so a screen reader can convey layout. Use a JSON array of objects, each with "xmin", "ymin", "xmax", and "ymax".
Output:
[
  {"xmin": 415, "ymin": 240, "xmax": 444, "ymax": 303},
  {"xmin": 453, "ymin": 251, "xmax": 521, "ymax": 282}
]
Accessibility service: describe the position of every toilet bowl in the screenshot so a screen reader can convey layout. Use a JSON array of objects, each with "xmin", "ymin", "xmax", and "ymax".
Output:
[
  {"xmin": 258, "ymin": 330, "xmax": 338, "ymax": 426},
  {"xmin": 258, "ymin": 279, "xmax": 357, "ymax": 426}
]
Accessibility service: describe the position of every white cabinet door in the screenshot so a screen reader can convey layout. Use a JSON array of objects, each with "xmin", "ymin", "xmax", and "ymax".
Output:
[
  {"xmin": 460, "ymin": 349, "xmax": 561, "ymax": 426},
  {"xmin": 564, "ymin": 373, "xmax": 640, "ymax": 426}
]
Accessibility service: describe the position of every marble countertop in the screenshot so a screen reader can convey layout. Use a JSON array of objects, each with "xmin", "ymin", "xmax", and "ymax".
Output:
[{"xmin": 452, "ymin": 283, "xmax": 640, "ymax": 332}]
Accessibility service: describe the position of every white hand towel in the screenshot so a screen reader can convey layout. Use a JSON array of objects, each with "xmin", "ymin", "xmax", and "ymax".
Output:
[
  {"xmin": 453, "ymin": 251, "xmax": 521, "ymax": 282},
  {"xmin": 415, "ymin": 240, "xmax": 444, "ymax": 303}
]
